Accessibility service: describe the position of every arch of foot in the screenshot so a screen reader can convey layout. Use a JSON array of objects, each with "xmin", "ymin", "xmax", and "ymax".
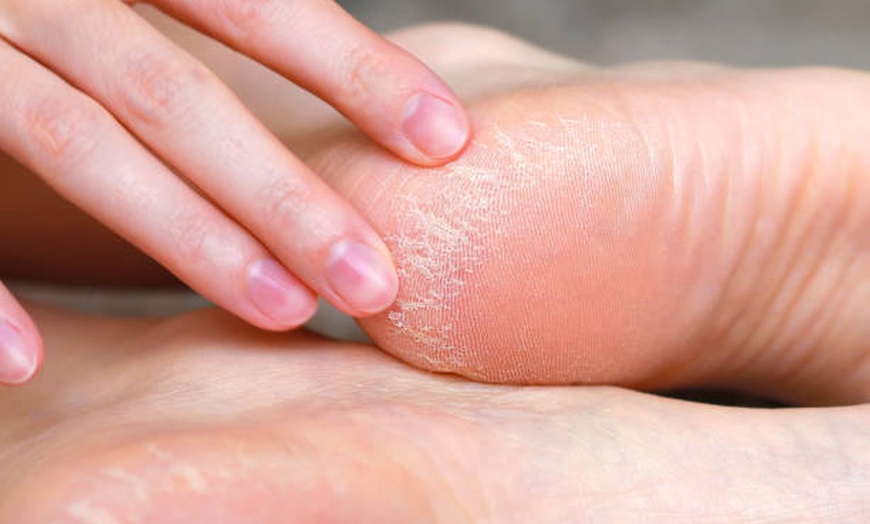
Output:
[{"xmin": 314, "ymin": 87, "xmax": 716, "ymax": 386}]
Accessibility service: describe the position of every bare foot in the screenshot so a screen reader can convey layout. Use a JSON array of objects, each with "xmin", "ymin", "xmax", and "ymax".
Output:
[
  {"xmin": 1, "ymin": 22, "xmax": 866, "ymax": 405},
  {"xmin": 1, "ymin": 23, "xmax": 866, "ymax": 523},
  {"xmin": 0, "ymin": 305, "xmax": 866, "ymax": 523},
  {"xmin": 295, "ymin": 25, "xmax": 870, "ymax": 406}
]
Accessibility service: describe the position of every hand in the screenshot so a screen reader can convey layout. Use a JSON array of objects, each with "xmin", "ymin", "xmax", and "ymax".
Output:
[
  {"xmin": 0, "ymin": 305, "xmax": 866, "ymax": 522},
  {"xmin": 293, "ymin": 24, "xmax": 868, "ymax": 406},
  {"xmin": 0, "ymin": 1, "xmax": 471, "ymax": 385}
]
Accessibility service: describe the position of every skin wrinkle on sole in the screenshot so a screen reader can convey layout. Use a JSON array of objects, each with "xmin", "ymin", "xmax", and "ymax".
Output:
[{"xmin": 384, "ymin": 113, "xmax": 585, "ymax": 372}]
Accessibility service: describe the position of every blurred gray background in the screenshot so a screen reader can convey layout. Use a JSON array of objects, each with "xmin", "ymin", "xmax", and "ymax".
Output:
[{"xmin": 341, "ymin": 0, "xmax": 870, "ymax": 68}]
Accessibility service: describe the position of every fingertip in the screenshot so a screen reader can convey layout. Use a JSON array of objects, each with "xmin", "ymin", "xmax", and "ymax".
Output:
[
  {"xmin": 401, "ymin": 92, "xmax": 472, "ymax": 165},
  {"xmin": 0, "ymin": 318, "xmax": 41, "ymax": 386},
  {"xmin": 245, "ymin": 258, "xmax": 319, "ymax": 331},
  {"xmin": 325, "ymin": 239, "xmax": 399, "ymax": 317}
]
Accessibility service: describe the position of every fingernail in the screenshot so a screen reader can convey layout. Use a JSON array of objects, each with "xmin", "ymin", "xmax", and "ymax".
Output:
[
  {"xmin": 326, "ymin": 240, "xmax": 399, "ymax": 315},
  {"xmin": 247, "ymin": 259, "xmax": 317, "ymax": 327},
  {"xmin": 402, "ymin": 92, "xmax": 469, "ymax": 160},
  {"xmin": 0, "ymin": 320, "xmax": 37, "ymax": 385}
]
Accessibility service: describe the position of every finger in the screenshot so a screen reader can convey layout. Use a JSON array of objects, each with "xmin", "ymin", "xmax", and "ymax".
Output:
[
  {"xmin": 0, "ymin": 283, "xmax": 42, "ymax": 385},
  {"xmin": 0, "ymin": 39, "xmax": 318, "ymax": 331},
  {"xmin": 146, "ymin": 0, "xmax": 471, "ymax": 165},
  {"xmin": 0, "ymin": 0, "xmax": 399, "ymax": 317}
]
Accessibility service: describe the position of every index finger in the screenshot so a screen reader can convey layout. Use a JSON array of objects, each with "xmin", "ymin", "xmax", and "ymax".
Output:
[{"xmin": 145, "ymin": 0, "xmax": 472, "ymax": 165}]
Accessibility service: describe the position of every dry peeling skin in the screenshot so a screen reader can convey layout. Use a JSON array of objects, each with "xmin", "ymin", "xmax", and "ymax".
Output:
[
  {"xmin": 4, "ymin": 425, "xmax": 439, "ymax": 523},
  {"xmin": 313, "ymin": 87, "xmax": 716, "ymax": 386}
]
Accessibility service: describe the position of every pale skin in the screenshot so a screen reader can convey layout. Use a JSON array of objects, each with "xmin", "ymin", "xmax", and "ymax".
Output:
[
  {"xmin": 0, "ymin": 1, "xmax": 472, "ymax": 383},
  {"xmin": 1, "ymin": 305, "xmax": 867, "ymax": 522},
  {"xmin": 0, "ymin": 23, "xmax": 868, "ymax": 522}
]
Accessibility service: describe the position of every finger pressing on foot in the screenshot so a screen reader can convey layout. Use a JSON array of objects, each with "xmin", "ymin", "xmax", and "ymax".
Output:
[{"xmin": 149, "ymin": 0, "xmax": 471, "ymax": 166}]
